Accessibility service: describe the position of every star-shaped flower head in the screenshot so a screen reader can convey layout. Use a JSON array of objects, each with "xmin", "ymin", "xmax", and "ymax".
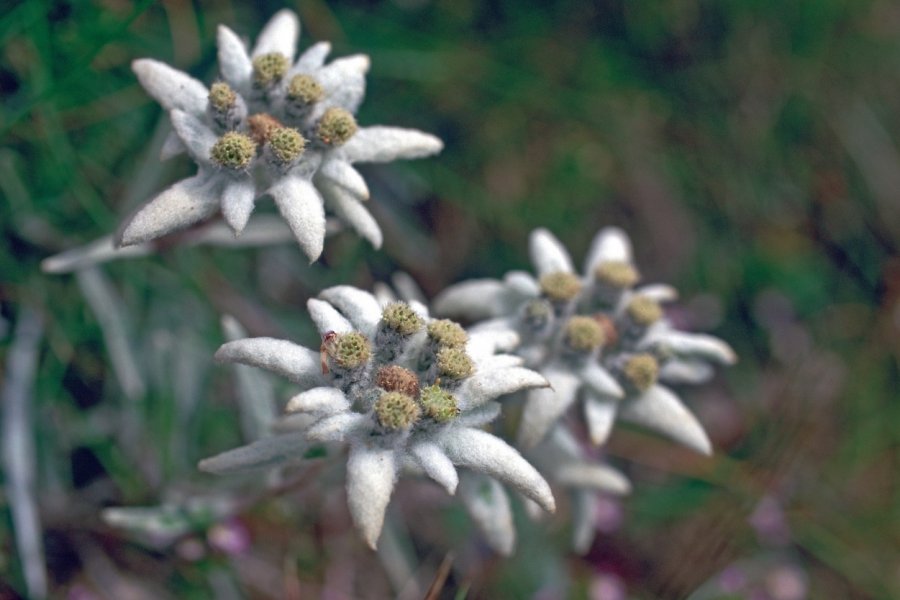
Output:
[
  {"xmin": 204, "ymin": 286, "xmax": 554, "ymax": 550},
  {"xmin": 118, "ymin": 10, "xmax": 443, "ymax": 262},
  {"xmin": 434, "ymin": 227, "xmax": 736, "ymax": 454}
]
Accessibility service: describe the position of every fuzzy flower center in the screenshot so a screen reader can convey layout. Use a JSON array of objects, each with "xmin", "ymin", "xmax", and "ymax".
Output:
[
  {"xmin": 374, "ymin": 391, "xmax": 420, "ymax": 430},
  {"xmin": 427, "ymin": 319, "xmax": 468, "ymax": 348},
  {"xmin": 287, "ymin": 74, "xmax": 324, "ymax": 105},
  {"xmin": 210, "ymin": 132, "xmax": 257, "ymax": 169},
  {"xmin": 252, "ymin": 52, "xmax": 289, "ymax": 87},
  {"xmin": 375, "ymin": 365, "xmax": 420, "ymax": 397},
  {"xmin": 539, "ymin": 271, "xmax": 582, "ymax": 302},
  {"xmin": 326, "ymin": 332, "xmax": 371, "ymax": 369},
  {"xmin": 208, "ymin": 81, "xmax": 237, "ymax": 112},
  {"xmin": 247, "ymin": 113, "xmax": 283, "ymax": 144},
  {"xmin": 381, "ymin": 302, "xmax": 424, "ymax": 336},
  {"xmin": 594, "ymin": 261, "xmax": 640, "ymax": 288},
  {"xmin": 522, "ymin": 298, "xmax": 553, "ymax": 328},
  {"xmin": 564, "ymin": 315, "xmax": 605, "ymax": 352},
  {"xmin": 317, "ymin": 107, "xmax": 358, "ymax": 146},
  {"xmin": 623, "ymin": 353, "xmax": 659, "ymax": 392},
  {"xmin": 419, "ymin": 385, "xmax": 460, "ymax": 423},
  {"xmin": 436, "ymin": 346, "xmax": 474, "ymax": 380},
  {"xmin": 626, "ymin": 295, "xmax": 663, "ymax": 326},
  {"xmin": 268, "ymin": 126, "xmax": 306, "ymax": 164}
]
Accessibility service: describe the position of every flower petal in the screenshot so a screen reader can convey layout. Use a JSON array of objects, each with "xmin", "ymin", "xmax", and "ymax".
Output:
[
  {"xmin": 517, "ymin": 368, "xmax": 581, "ymax": 448},
  {"xmin": 294, "ymin": 41, "xmax": 331, "ymax": 72},
  {"xmin": 432, "ymin": 279, "xmax": 507, "ymax": 321},
  {"xmin": 456, "ymin": 401, "xmax": 501, "ymax": 428},
  {"xmin": 221, "ymin": 177, "xmax": 257, "ymax": 234},
  {"xmin": 319, "ymin": 180, "xmax": 382, "ymax": 248},
  {"xmin": 269, "ymin": 175, "xmax": 326, "ymax": 262},
  {"xmin": 307, "ymin": 298, "xmax": 353, "ymax": 336},
  {"xmin": 466, "ymin": 328, "xmax": 520, "ymax": 359},
  {"xmin": 170, "ymin": 109, "xmax": 217, "ymax": 166},
  {"xmin": 457, "ymin": 473, "xmax": 515, "ymax": 556},
  {"xmin": 635, "ymin": 283, "xmax": 678, "ymax": 303},
  {"xmin": 339, "ymin": 126, "xmax": 443, "ymax": 164},
  {"xmin": 456, "ymin": 367, "xmax": 548, "ymax": 411},
  {"xmin": 318, "ymin": 159, "xmax": 370, "ymax": 200},
  {"xmin": 305, "ymin": 412, "xmax": 369, "ymax": 443},
  {"xmin": 217, "ymin": 25, "xmax": 253, "ymax": 91},
  {"xmin": 584, "ymin": 227, "xmax": 633, "ymax": 275},
  {"xmin": 132, "ymin": 58, "xmax": 208, "ymax": 115},
  {"xmin": 198, "ymin": 433, "xmax": 306, "ymax": 474},
  {"xmin": 618, "ymin": 385, "xmax": 712, "ymax": 455},
  {"xmin": 115, "ymin": 174, "xmax": 219, "ymax": 247},
  {"xmin": 556, "ymin": 463, "xmax": 631, "ymax": 495},
  {"xmin": 251, "ymin": 9, "xmax": 300, "ymax": 61},
  {"xmin": 285, "ymin": 387, "xmax": 349, "ymax": 415},
  {"xmin": 409, "ymin": 441, "xmax": 458, "ymax": 495},
  {"xmin": 659, "ymin": 359, "xmax": 715, "ymax": 385},
  {"xmin": 214, "ymin": 337, "xmax": 326, "ymax": 388},
  {"xmin": 316, "ymin": 55, "xmax": 369, "ymax": 113},
  {"xmin": 318, "ymin": 286, "xmax": 383, "ymax": 338},
  {"xmin": 571, "ymin": 490, "xmax": 597, "ymax": 554},
  {"xmin": 583, "ymin": 394, "xmax": 617, "ymax": 446},
  {"xmin": 346, "ymin": 442, "xmax": 397, "ymax": 549},
  {"xmin": 579, "ymin": 362, "xmax": 624, "ymax": 398},
  {"xmin": 440, "ymin": 427, "xmax": 555, "ymax": 513},
  {"xmin": 160, "ymin": 131, "xmax": 186, "ymax": 160},
  {"xmin": 528, "ymin": 228, "xmax": 574, "ymax": 276},
  {"xmin": 641, "ymin": 330, "xmax": 737, "ymax": 365}
]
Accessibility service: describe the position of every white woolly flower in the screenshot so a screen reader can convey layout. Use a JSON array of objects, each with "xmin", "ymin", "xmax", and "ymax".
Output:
[
  {"xmin": 117, "ymin": 9, "xmax": 443, "ymax": 262},
  {"xmin": 202, "ymin": 286, "xmax": 554, "ymax": 551},
  {"xmin": 434, "ymin": 227, "xmax": 736, "ymax": 454}
]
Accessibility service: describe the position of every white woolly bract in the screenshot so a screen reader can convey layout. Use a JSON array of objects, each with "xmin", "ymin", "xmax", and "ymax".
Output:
[
  {"xmin": 221, "ymin": 177, "xmax": 257, "ymax": 234},
  {"xmin": 319, "ymin": 180, "xmax": 382, "ymax": 249},
  {"xmin": 583, "ymin": 394, "xmax": 617, "ymax": 446},
  {"xmin": 346, "ymin": 442, "xmax": 397, "ymax": 549},
  {"xmin": 455, "ymin": 367, "xmax": 548, "ymax": 411},
  {"xmin": 251, "ymin": 9, "xmax": 299, "ymax": 60},
  {"xmin": 584, "ymin": 226, "xmax": 633, "ymax": 274},
  {"xmin": 215, "ymin": 337, "xmax": 326, "ymax": 389},
  {"xmin": 269, "ymin": 175, "xmax": 327, "ymax": 262},
  {"xmin": 528, "ymin": 228, "xmax": 574, "ymax": 276},
  {"xmin": 432, "ymin": 279, "xmax": 506, "ymax": 321},
  {"xmin": 518, "ymin": 368, "xmax": 581, "ymax": 449},
  {"xmin": 318, "ymin": 159, "xmax": 370, "ymax": 200},
  {"xmin": 458, "ymin": 473, "xmax": 515, "ymax": 556},
  {"xmin": 409, "ymin": 441, "xmax": 458, "ymax": 495},
  {"xmin": 319, "ymin": 285, "xmax": 384, "ymax": 338},
  {"xmin": 198, "ymin": 433, "xmax": 307, "ymax": 474},
  {"xmin": 618, "ymin": 385, "xmax": 713, "ymax": 455},
  {"xmin": 306, "ymin": 298, "xmax": 354, "ymax": 336},
  {"xmin": 339, "ymin": 126, "xmax": 443, "ymax": 164},
  {"xmin": 555, "ymin": 463, "xmax": 631, "ymax": 495},
  {"xmin": 131, "ymin": 59, "xmax": 207, "ymax": 115},
  {"xmin": 285, "ymin": 387, "xmax": 349, "ymax": 415}
]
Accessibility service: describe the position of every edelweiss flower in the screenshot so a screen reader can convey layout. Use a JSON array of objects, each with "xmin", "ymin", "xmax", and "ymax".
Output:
[
  {"xmin": 202, "ymin": 286, "xmax": 554, "ymax": 550},
  {"xmin": 434, "ymin": 227, "xmax": 736, "ymax": 454},
  {"xmin": 117, "ymin": 10, "xmax": 443, "ymax": 261}
]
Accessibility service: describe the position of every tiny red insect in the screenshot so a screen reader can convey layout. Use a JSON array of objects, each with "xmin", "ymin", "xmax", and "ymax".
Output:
[{"xmin": 320, "ymin": 331, "xmax": 338, "ymax": 375}]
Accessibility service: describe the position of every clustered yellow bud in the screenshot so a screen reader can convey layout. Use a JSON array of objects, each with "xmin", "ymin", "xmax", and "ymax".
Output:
[
  {"xmin": 626, "ymin": 295, "xmax": 663, "ymax": 326},
  {"xmin": 268, "ymin": 127, "xmax": 306, "ymax": 164},
  {"xmin": 210, "ymin": 132, "xmax": 257, "ymax": 169},
  {"xmin": 252, "ymin": 52, "xmax": 289, "ymax": 87},
  {"xmin": 564, "ymin": 315, "xmax": 605, "ymax": 352},
  {"xmin": 419, "ymin": 385, "xmax": 459, "ymax": 423},
  {"xmin": 623, "ymin": 353, "xmax": 659, "ymax": 392},
  {"xmin": 427, "ymin": 319, "xmax": 468, "ymax": 348},
  {"xmin": 208, "ymin": 82, "xmax": 236, "ymax": 112},
  {"xmin": 594, "ymin": 261, "xmax": 640, "ymax": 288},
  {"xmin": 539, "ymin": 271, "xmax": 582, "ymax": 302},
  {"xmin": 381, "ymin": 302, "xmax": 424, "ymax": 336},
  {"xmin": 326, "ymin": 332, "xmax": 371, "ymax": 369},
  {"xmin": 436, "ymin": 346, "xmax": 474, "ymax": 379},
  {"xmin": 317, "ymin": 107, "xmax": 358, "ymax": 146},
  {"xmin": 374, "ymin": 391, "xmax": 420, "ymax": 430},
  {"xmin": 287, "ymin": 74, "xmax": 324, "ymax": 105}
]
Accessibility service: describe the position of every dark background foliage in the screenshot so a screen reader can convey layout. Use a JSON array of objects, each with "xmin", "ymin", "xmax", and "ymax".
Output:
[{"xmin": 1, "ymin": 0, "xmax": 898, "ymax": 598}]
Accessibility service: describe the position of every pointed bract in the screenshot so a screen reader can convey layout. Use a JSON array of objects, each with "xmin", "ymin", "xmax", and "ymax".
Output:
[
  {"xmin": 409, "ymin": 442, "xmax": 458, "ymax": 495},
  {"xmin": 518, "ymin": 369, "xmax": 581, "ymax": 448},
  {"xmin": 307, "ymin": 298, "xmax": 354, "ymax": 336},
  {"xmin": 618, "ymin": 385, "xmax": 713, "ymax": 455},
  {"xmin": 319, "ymin": 286, "xmax": 384, "ymax": 338},
  {"xmin": 346, "ymin": 443, "xmax": 397, "ymax": 549},
  {"xmin": 221, "ymin": 178, "xmax": 256, "ymax": 234},
  {"xmin": 217, "ymin": 25, "xmax": 253, "ymax": 91},
  {"xmin": 269, "ymin": 175, "xmax": 326, "ymax": 262},
  {"xmin": 529, "ymin": 228, "xmax": 574, "ymax": 276},
  {"xmin": 456, "ymin": 367, "xmax": 548, "ymax": 411},
  {"xmin": 458, "ymin": 474, "xmax": 515, "ymax": 556},
  {"xmin": 132, "ymin": 59, "xmax": 208, "ymax": 115},
  {"xmin": 285, "ymin": 387, "xmax": 350, "ymax": 415},
  {"xmin": 340, "ymin": 126, "xmax": 443, "ymax": 163},
  {"xmin": 251, "ymin": 9, "xmax": 300, "ymax": 61},
  {"xmin": 198, "ymin": 433, "xmax": 307, "ymax": 474},
  {"xmin": 215, "ymin": 337, "xmax": 326, "ymax": 388}
]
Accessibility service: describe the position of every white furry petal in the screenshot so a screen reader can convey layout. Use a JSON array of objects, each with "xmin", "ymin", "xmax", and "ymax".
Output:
[
  {"xmin": 619, "ymin": 385, "xmax": 712, "ymax": 455},
  {"xmin": 215, "ymin": 337, "xmax": 326, "ymax": 388},
  {"xmin": 318, "ymin": 159, "xmax": 370, "ymax": 200},
  {"xmin": 409, "ymin": 442, "xmax": 458, "ymax": 495},
  {"xmin": 169, "ymin": 109, "xmax": 217, "ymax": 166},
  {"xmin": 306, "ymin": 298, "xmax": 353, "ymax": 336},
  {"xmin": 221, "ymin": 177, "xmax": 257, "ymax": 234},
  {"xmin": 528, "ymin": 228, "xmax": 574, "ymax": 276},
  {"xmin": 285, "ymin": 387, "xmax": 349, "ymax": 415},
  {"xmin": 294, "ymin": 41, "xmax": 331, "ymax": 72},
  {"xmin": 556, "ymin": 463, "xmax": 631, "ymax": 495},
  {"xmin": 455, "ymin": 401, "xmax": 501, "ymax": 428},
  {"xmin": 642, "ymin": 330, "xmax": 737, "ymax": 365},
  {"xmin": 217, "ymin": 25, "xmax": 252, "ymax": 91},
  {"xmin": 456, "ymin": 367, "xmax": 548, "ymax": 411},
  {"xmin": 269, "ymin": 175, "xmax": 326, "ymax": 262},
  {"xmin": 305, "ymin": 412, "xmax": 369, "ymax": 443},
  {"xmin": 440, "ymin": 427, "xmax": 555, "ymax": 513},
  {"xmin": 319, "ymin": 286, "xmax": 383, "ymax": 338},
  {"xmin": 132, "ymin": 59, "xmax": 208, "ymax": 115},
  {"xmin": 584, "ymin": 227, "xmax": 633, "ymax": 274},
  {"xmin": 432, "ymin": 279, "xmax": 507, "ymax": 320},
  {"xmin": 583, "ymin": 394, "xmax": 618, "ymax": 446},
  {"xmin": 346, "ymin": 442, "xmax": 397, "ymax": 549},
  {"xmin": 251, "ymin": 9, "xmax": 300, "ymax": 61},
  {"xmin": 466, "ymin": 328, "xmax": 520, "ymax": 359},
  {"xmin": 579, "ymin": 362, "xmax": 624, "ymax": 398},
  {"xmin": 198, "ymin": 433, "xmax": 306, "ymax": 474},
  {"xmin": 340, "ymin": 126, "xmax": 443, "ymax": 164},
  {"xmin": 517, "ymin": 368, "xmax": 581, "ymax": 448},
  {"xmin": 316, "ymin": 55, "xmax": 369, "ymax": 113},
  {"xmin": 160, "ymin": 131, "xmax": 186, "ymax": 160},
  {"xmin": 659, "ymin": 359, "xmax": 715, "ymax": 385},
  {"xmin": 115, "ymin": 174, "xmax": 219, "ymax": 247},
  {"xmin": 320, "ymin": 180, "xmax": 382, "ymax": 249},
  {"xmin": 458, "ymin": 473, "xmax": 515, "ymax": 556}
]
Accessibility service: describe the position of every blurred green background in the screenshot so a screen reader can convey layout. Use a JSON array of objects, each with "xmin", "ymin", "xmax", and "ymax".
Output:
[{"xmin": 2, "ymin": 0, "xmax": 899, "ymax": 598}]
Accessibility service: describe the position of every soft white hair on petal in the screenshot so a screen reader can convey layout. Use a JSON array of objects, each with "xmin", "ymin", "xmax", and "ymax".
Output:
[
  {"xmin": 517, "ymin": 368, "xmax": 581, "ymax": 448},
  {"xmin": 458, "ymin": 473, "xmax": 515, "ymax": 556},
  {"xmin": 160, "ymin": 131, "xmax": 186, "ymax": 161},
  {"xmin": 528, "ymin": 228, "xmax": 575, "ymax": 276},
  {"xmin": 115, "ymin": 175, "xmax": 219, "ymax": 247},
  {"xmin": 285, "ymin": 387, "xmax": 349, "ymax": 415},
  {"xmin": 456, "ymin": 367, "xmax": 548, "ymax": 411},
  {"xmin": 214, "ymin": 337, "xmax": 326, "ymax": 388},
  {"xmin": 316, "ymin": 55, "xmax": 369, "ymax": 113},
  {"xmin": 584, "ymin": 226, "xmax": 633, "ymax": 274},
  {"xmin": 271, "ymin": 412, "xmax": 319, "ymax": 433},
  {"xmin": 466, "ymin": 328, "xmax": 520, "ymax": 358},
  {"xmin": 217, "ymin": 25, "xmax": 252, "ymax": 91},
  {"xmin": 170, "ymin": 109, "xmax": 217, "ymax": 166},
  {"xmin": 619, "ymin": 385, "xmax": 713, "ymax": 455},
  {"xmin": 339, "ymin": 126, "xmax": 443, "ymax": 164},
  {"xmin": 346, "ymin": 443, "xmax": 397, "ymax": 549},
  {"xmin": 503, "ymin": 270, "xmax": 540, "ymax": 297},
  {"xmin": 636, "ymin": 283, "xmax": 679, "ymax": 303},
  {"xmin": 571, "ymin": 490, "xmax": 597, "ymax": 554},
  {"xmin": 251, "ymin": 9, "xmax": 300, "ymax": 61},
  {"xmin": 391, "ymin": 272, "xmax": 426, "ymax": 305},
  {"xmin": 477, "ymin": 354, "xmax": 524, "ymax": 370},
  {"xmin": 409, "ymin": 442, "xmax": 458, "ymax": 494},
  {"xmin": 221, "ymin": 177, "xmax": 257, "ymax": 234},
  {"xmin": 307, "ymin": 298, "xmax": 353, "ymax": 336},
  {"xmin": 319, "ymin": 286, "xmax": 383, "ymax": 338},
  {"xmin": 269, "ymin": 175, "xmax": 326, "ymax": 262},
  {"xmin": 556, "ymin": 463, "xmax": 632, "ymax": 495},
  {"xmin": 455, "ymin": 402, "xmax": 501, "ymax": 428},
  {"xmin": 293, "ymin": 41, "xmax": 331, "ymax": 73},
  {"xmin": 197, "ymin": 433, "xmax": 306, "ymax": 474},
  {"xmin": 432, "ymin": 280, "xmax": 507, "ymax": 320},
  {"xmin": 659, "ymin": 359, "xmax": 715, "ymax": 385},
  {"xmin": 579, "ymin": 363, "xmax": 624, "ymax": 398},
  {"xmin": 583, "ymin": 394, "xmax": 617, "ymax": 446},
  {"xmin": 440, "ymin": 427, "xmax": 555, "ymax": 512},
  {"xmin": 318, "ymin": 159, "xmax": 370, "ymax": 200},
  {"xmin": 132, "ymin": 59, "xmax": 208, "ymax": 115},
  {"xmin": 305, "ymin": 412, "xmax": 369, "ymax": 443},
  {"xmin": 642, "ymin": 330, "xmax": 737, "ymax": 365},
  {"xmin": 320, "ymin": 180, "xmax": 382, "ymax": 248}
]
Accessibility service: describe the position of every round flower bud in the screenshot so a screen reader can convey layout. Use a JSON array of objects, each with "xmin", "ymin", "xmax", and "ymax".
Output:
[
  {"xmin": 594, "ymin": 261, "xmax": 640, "ymax": 289},
  {"xmin": 436, "ymin": 347, "xmax": 474, "ymax": 380},
  {"xmin": 522, "ymin": 298, "xmax": 553, "ymax": 329},
  {"xmin": 381, "ymin": 302, "xmax": 424, "ymax": 336},
  {"xmin": 419, "ymin": 385, "xmax": 460, "ymax": 423},
  {"xmin": 564, "ymin": 315, "xmax": 605, "ymax": 352},
  {"xmin": 287, "ymin": 74, "xmax": 324, "ymax": 105},
  {"xmin": 210, "ymin": 132, "xmax": 257, "ymax": 169},
  {"xmin": 539, "ymin": 271, "xmax": 582, "ymax": 302},
  {"xmin": 326, "ymin": 332, "xmax": 371, "ymax": 369},
  {"xmin": 626, "ymin": 295, "xmax": 663, "ymax": 326},
  {"xmin": 267, "ymin": 127, "xmax": 306, "ymax": 164},
  {"xmin": 375, "ymin": 365, "xmax": 420, "ymax": 397},
  {"xmin": 374, "ymin": 391, "xmax": 420, "ymax": 430},
  {"xmin": 252, "ymin": 52, "xmax": 289, "ymax": 87},
  {"xmin": 247, "ymin": 113, "xmax": 283, "ymax": 145},
  {"xmin": 208, "ymin": 81, "xmax": 237, "ymax": 112},
  {"xmin": 427, "ymin": 319, "xmax": 468, "ymax": 348},
  {"xmin": 317, "ymin": 107, "xmax": 358, "ymax": 146},
  {"xmin": 623, "ymin": 353, "xmax": 659, "ymax": 392}
]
